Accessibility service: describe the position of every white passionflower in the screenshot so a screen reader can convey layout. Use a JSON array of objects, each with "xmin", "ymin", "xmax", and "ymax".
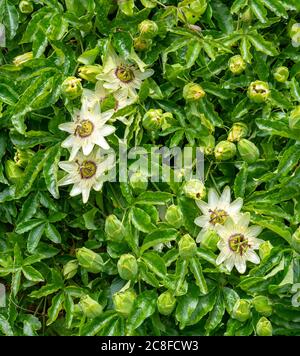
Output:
[
  {"xmin": 58, "ymin": 149, "xmax": 115, "ymax": 204},
  {"xmin": 59, "ymin": 92, "xmax": 115, "ymax": 160},
  {"xmin": 194, "ymin": 186, "xmax": 243, "ymax": 243},
  {"xmin": 96, "ymin": 47, "xmax": 154, "ymax": 102},
  {"xmin": 215, "ymin": 213, "xmax": 263, "ymax": 274}
]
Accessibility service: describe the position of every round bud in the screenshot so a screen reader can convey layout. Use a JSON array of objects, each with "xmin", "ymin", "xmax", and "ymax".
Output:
[
  {"xmin": 129, "ymin": 172, "xmax": 148, "ymax": 194},
  {"xmin": 256, "ymin": 317, "xmax": 272, "ymax": 336},
  {"xmin": 178, "ymin": 0, "xmax": 207, "ymax": 24},
  {"xmin": 203, "ymin": 135, "xmax": 215, "ymax": 155},
  {"xmin": 252, "ymin": 296, "xmax": 272, "ymax": 317},
  {"xmin": 61, "ymin": 76, "xmax": 83, "ymax": 100},
  {"xmin": 78, "ymin": 65, "xmax": 102, "ymax": 83},
  {"xmin": 79, "ymin": 295, "xmax": 103, "ymax": 318},
  {"xmin": 183, "ymin": 83, "xmax": 206, "ymax": 101},
  {"xmin": 290, "ymin": 23, "xmax": 300, "ymax": 47},
  {"xmin": 19, "ymin": 0, "xmax": 34, "ymax": 14},
  {"xmin": 157, "ymin": 291, "xmax": 176, "ymax": 316},
  {"xmin": 76, "ymin": 247, "xmax": 103, "ymax": 273},
  {"xmin": 232, "ymin": 299, "xmax": 251, "ymax": 322},
  {"xmin": 134, "ymin": 37, "xmax": 152, "ymax": 52},
  {"xmin": 5, "ymin": 160, "xmax": 23, "ymax": 184},
  {"xmin": 214, "ymin": 141, "xmax": 236, "ymax": 161},
  {"xmin": 178, "ymin": 234, "xmax": 197, "ymax": 259},
  {"xmin": 247, "ymin": 81, "xmax": 270, "ymax": 103},
  {"xmin": 105, "ymin": 215, "xmax": 125, "ymax": 242},
  {"xmin": 289, "ymin": 106, "xmax": 300, "ymax": 130},
  {"xmin": 199, "ymin": 229, "xmax": 219, "ymax": 251},
  {"xmin": 228, "ymin": 55, "xmax": 247, "ymax": 75},
  {"xmin": 273, "ymin": 66, "xmax": 289, "ymax": 83},
  {"xmin": 259, "ymin": 241, "xmax": 273, "ymax": 260},
  {"xmin": 227, "ymin": 122, "xmax": 248, "ymax": 142},
  {"xmin": 63, "ymin": 260, "xmax": 78, "ymax": 280},
  {"xmin": 138, "ymin": 20, "xmax": 158, "ymax": 39},
  {"xmin": 237, "ymin": 139, "xmax": 260, "ymax": 164},
  {"xmin": 117, "ymin": 254, "xmax": 138, "ymax": 281},
  {"xmin": 113, "ymin": 289, "xmax": 136, "ymax": 317},
  {"xmin": 142, "ymin": 109, "xmax": 164, "ymax": 131},
  {"xmin": 183, "ymin": 179, "xmax": 206, "ymax": 200},
  {"xmin": 165, "ymin": 205, "xmax": 184, "ymax": 229}
]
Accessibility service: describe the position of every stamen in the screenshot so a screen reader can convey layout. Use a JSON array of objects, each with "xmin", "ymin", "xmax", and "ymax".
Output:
[
  {"xmin": 228, "ymin": 233, "xmax": 249, "ymax": 255},
  {"xmin": 79, "ymin": 160, "xmax": 97, "ymax": 179},
  {"xmin": 75, "ymin": 120, "xmax": 94, "ymax": 138}
]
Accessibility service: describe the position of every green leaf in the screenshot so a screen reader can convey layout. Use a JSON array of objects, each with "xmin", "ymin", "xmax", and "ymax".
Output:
[
  {"xmin": 126, "ymin": 290, "xmax": 157, "ymax": 335},
  {"xmin": 47, "ymin": 292, "xmax": 65, "ymax": 326},
  {"xmin": 178, "ymin": 197, "xmax": 200, "ymax": 237},
  {"xmin": 0, "ymin": 315, "xmax": 14, "ymax": 336},
  {"xmin": 43, "ymin": 144, "xmax": 61, "ymax": 199},
  {"xmin": 45, "ymin": 223, "xmax": 61, "ymax": 244},
  {"xmin": 250, "ymin": 0, "xmax": 268, "ymax": 23},
  {"xmin": 29, "ymin": 284, "xmax": 61, "ymax": 299},
  {"xmin": 231, "ymin": 0, "xmax": 248, "ymax": 14},
  {"xmin": 248, "ymin": 33, "xmax": 278, "ymax": 56},
  {"xmin": 263, "ymin": 0, "xmax": 288, "ymax": 18},
  {"xmin": 140, "ymin": 228, "xmax": 178, "ymax": 253},
  {"xmin": 205, "ymin": 291, "xmax": 225, "ymax": 333},
  {"xmin": 27, "ymin": 223, "xmax": 46, "ymax": 253},
  {"xmin": 197, "ymin": 97, "xmax": 223, "ymax": 128},
  {"xmin": 0, "ymin": 83, "xmax": 18, "ymax": 105},
  {"xmin": 11, "ymin": 269, "xmax": 22, "ymax": 297},
  {"xmin": 130, "ymin": 207, "xmax": 156, "ymax": 233},
  {"xmin": 223, "ymin": 287, "xmax": 240, "ymax": 314},
  {"xmin": 22, "ymin": 266, "xmax": 44, "ymax": 282},
  {"xmin": 234, "ymin": 163, "xmax": 248, "ymax": 198},
  {"xmin": 16, "ymin": 218, "xmax": 45, "ymax": 234},
  {"xmin": 135, "ymin": 191, "xmax": 173, "ymax": 205},
  {"xmin": 175, "ymin": 287, "xmax": 199, "ymax": 329},
  {"xmin": 189, "ymin": 257, "xmax": 208, "ymax": 295},
  {"xmin": 142, "ymin": 251, "xmax": 167, "ymax": 279},
  {"xmin": 211, "ymin": 0, "xmax": 234, "ymax": 34},
  {"xmin": 3, "ymin": 1, "xmax": 19, "ymax": 40}
]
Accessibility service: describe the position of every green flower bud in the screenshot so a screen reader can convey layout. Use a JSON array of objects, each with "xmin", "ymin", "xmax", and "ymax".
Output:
[
  {"xmin": 78, "ymin": 65, "xmax": 102, "ymax": 83},
  {"xmin": 13, "ymin": 52, "xmax": 33, "ymax": 66},
  {"xmin": 178, "ymin": 234, "xmax": 197, "ymax": 259},
  {"xmin": 227, "ymin": 122, "xmax": 248, "ymax": 142},
  {"xmin": 247, "ymin": 81, "xmax": 270, "ymax": 103},
  {"xmin": 256, "ymin": 317, "xmax": 272, "ymax": 336},
  {"xmin": 200, "ymin": 230, "xmax": 219, "ymax": 251},
  {"xmin": 157, "ymin": 291, "xmax": 176, "ymax": 316},
  {"xmin": 165, "ymin": 205, "xmax": 184, "ymax": 229},
  {"xmin": 61, "ymin": 76, "xmax": 83, "ymax": 100},
  {"xmin": 214, "ymin": 141, "xmax": 236, "ymax": 161},
  {"xmin": 129, "ymin": 172, "xmax": 148, "ymax": 194},
  {"xmin": 113, "ymin": 289, "xmax": 136, "ymax": 317},
  {"xmin": 240, "ymin": 8, "xmax": 252, "ymax": 23},
  {"xmin": 14, "ymin": 149, "xmax": 35, "ymax": 168},
  {"xmin": 183, "ymin": 83, "xmax": 206, "ymax": 101},
  {"xmin": 105, "ymin": 215, "xmax": 126, "ymax": 242},
  {"xmin": 178, "ymin": 0, "xmax": 207, "ymax": 25},
  {"xmin": 141, "ymin": 0, "xmax": 157, "ymax": 8},
  {"xmin": 232, "ymin": 299, "xmax": 251, "ymax": 322},
  {"xmin": 289, "ymin": 106, "xmax": 300, "ymax": 130},
  {"xmin": 134, "ymin": 37, "xmax": 152, "ymax": 52},
  {"xmin": 63, "ymin": 260, "xmax": 78, "ymax": 280},
  {"xmin": 138, "ymin": 20, "xmax": 158, "ymax": 39},
  {"xmin": 117, "ymin": 254, "xmax": 138, "ymax": 281},
  {"xmin": 19, "ymin": 0, "xmax": 34, "ymax": 14},
  {"xmin": 79, "ymin": 295, "xmax": 103, "ymax": 318},
  {"xmin": 76, "ymin": 247, "xmax": 103, "ymax": 273},
  {"xmin": 292, "ymin": 227, "xmax": 300, "ymax": 253},
  {"xmin": 252, "ymin": 296, "xmax": 272, "ymax": 317},
  {"xmin": 237, "ymin": 139, "xmax": 260, "ymax": 164},
  {"xmin": 202, "ymin": 134, "xmax": 215, "ymax": 155},
  {"xmin": 228, "ymin": 55, "xmax": 246, "ymax": 75},
  {"xmin": 290, "ymin": 23, "xmax": 300, "ymax": 47},
  {"xmin": 143, "ymin": 109, "xmax": 164, "ymax": 131},
  {"xmin": 5, "ymin": 160, "xmax": 23, "ymax": 184},
  {"xmin": 183, "ymin": 179, "xmax": 206, "ymax": 200},
  {"xmin": 292, "ymin": 291, "xmax": 300, "ymax": 308},
  {"xmin": 259, "ymin": 241, "xmax": 273, "ymax": 260},
  {"xmin": 273, "ymin": 66, "xmax": 289, "ymax": 83}
]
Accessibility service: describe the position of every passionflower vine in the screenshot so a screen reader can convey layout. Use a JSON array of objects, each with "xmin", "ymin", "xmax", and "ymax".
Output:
[
  {"xmin": 194, "ymin": 186, "xmax": 243, "ymax": 242},
  {"xmin": 58, "ymin": 149, "xmax": 115, "ymax": 203},
  {"xmin": 96, "ymin": 47, "xmax": 154, "ymax": 102},
  {"xmin": 59, "ymin": 90, "xmax": 115, "ymax": 160},
  {"xmin": 215, "ymin": 213, "xmax": 263, "ymax": 274}
]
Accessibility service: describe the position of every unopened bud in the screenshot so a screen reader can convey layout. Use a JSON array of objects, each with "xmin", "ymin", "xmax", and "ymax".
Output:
[
  {"xmin": 247, "ymin": 81, "xmax": 270, "ymax": 103},
  {"xmin": 105, "ymin": 215, "xmax": 125, "ymax": 242},
  {"xmin": 183, "ymin": 179, "xmax": 206, "ymax": 200},
  {"xmin": 273, "ymin": 66, "xmax": 289, "ymax": 83},
  {"xmin": 256, "ymin": 317, "xmax": 272, "ymax": 336},
  {"xmin": 79, "ymin": 295, "xmax": 103, "ymax": 318},
  {"xmin": 252, "ymin": 296, "xmax": 272, "ymax": 317},
  {"xmin": 117, "ymin": 254, "xmax": 138, "ymax": 281},
  {"xmin": 134, "ymin": 37, "xmax": 152, "ymax": 52},
  {"xmin": 63, "ymin": 260, "xmax": 78, "ymax": 280},
  {"xmin": 138, "ymin": 20, "xmax": 158, "ymax": 39},
  {"xmin": 214, "ymin": 141, "xmax": 236, "ymax": 161},
  {"xmin": 113, "ymin": 289, "xmax": 136, "ymax": 317},
  {"xmin": 76, "ymin": 247, "xmax": 103, "ymax": 273},
  {"xmin": 165, "ymin": 205, "xmax": 184, "ymax": 229},
  {"xmin": 259, "ymin": 241, "xmax": 273, "ymax": 260},
  {"xmin": 228, "ymin": 55, "xmax": 246, "ymax": 75},
  {"xmin": 232, "ymin": 299, "xmax": 251, "ymax": 322},
  {"xmin": 289, "ymin": 106, "xmax": 300, "ymax": 130},
  {"xmin": 237, "ymin": 139, "xmax": 260, "ymax": 164},
  {"xmin": 157, "ymin": 291, "xmax": 176, "ymax": 316},
  {"xmin": 5, "ymin": 160, "xmax": 23, "ymax": 184},
  {"xmin": 78, "ymin": 65, "xmax": 102, "ymax": 83},
  {"xmin": 227, "ymin": 122, "xmax": 248, "ymax": 142},
  {"xmin": 61, "ymin": 76, "xmax": 83, "ymax": 100},
  {"xmin": 178, "ymin": 234, "xmax": 197, "ymax": 259},
  {"xmin": 19, "ymin": 0, "xmax": 34, "ymax": 14},
  {"xmin": 183, "ymin": 83, "xmax": 205, "ymax": 101},
  {"xmin": 129, "ymin": 172, "xmax": 148, "ymax": 194}
]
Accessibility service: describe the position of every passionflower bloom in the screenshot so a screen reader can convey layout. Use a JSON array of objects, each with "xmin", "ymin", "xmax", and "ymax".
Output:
[
  {"xmin": 96, "ymin": 47, "xmax": 154, "ymax": 102},
  {"xmin": 58, "ymin": 149, "xmax": 115, "ymax": 203},
  {"xmin": 194, "ymin": 186, "xmax": 243, "ymax": 242},
  {"xmin": 59, "ymin": 91, "xmax": 115, "ymax": 160},
  {"xmin": 215, "ymin": 213, "xmax": 263, "ymax": 274}
]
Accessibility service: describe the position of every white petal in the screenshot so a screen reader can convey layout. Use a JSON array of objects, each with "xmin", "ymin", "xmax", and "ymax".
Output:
[
  {"xmin": 93, "ymin": 180, "xmax": 103, "ymax": 191},
  {"xmin": 194, "ymin": 215, "xmax": 210, "ymax": 228},
  {"xmin": 81, "ymin": 187, "xmax": 91, "ymax": 204},
  {"xmin": 196, "ymin": 200, "xmax": 209, "ymax": 214},
  {"xmin": 59, "ymin": 122, "xmax": 76, "ymax": 133},
  {"xmin": 100, "ymin": 110, "xmax": 114, "ymax": 122},
  {"xmin": 70, "ymin": 184, "xmax": 82, "ymax": 197},
  {"xmin": 215, "ymin": 224, "xmax": 230, "ymax": 239},
  {"xmin": 237, "ymin": 212, "xmax": 250, "ymax": 228},
  {"xmin": 216, "ymin": 248, "xmax": 231, "ymax": 265},
  {"xmin": 61, "ymin": 135, "xmax": 75, "ymax": 148},
  {"xmin": 58, "ymin": 161, "xmax": 76, "ymax": 173},
  {"xmin": 246, "ymin": 250, "xmax": 260, "ymax": 264},
  {"xmin": 103, "ymin": 81, "xmax": 119, "ymax": 90},
  {"xmin": 99, "ymin": 125, "xmax": 116, "ymax": 137},
  {"xmin": 235, "ymin": 255, "xmax": 247, "ymax": 274},
  {"xmin": 82, "ymin": 142, "xmax": 94, "ymax": 156},
  {"xmin": 208, "ymin": 188, "xmax": 219, "ymax": 207},
  {"xmin": 245, "ymin": 225, "xmax": 262, "ymax": 239},
  {"xmin": 138, "ymin": 69, "xmax": 154, "ymax": 80},
  {"xmin": 58, "ymin": 174, "xmax": 76, "ymax": 186},
  {"xmin": 220, "ymin": 186, "xmax": 231, "ymax": 205},
  {"xmin": 224, "ymin": 256, "xmax": 235, "ymax": 272},
  {"xmin": 196, "ymin": 229, "xmax": 207, "ymax": 243},
  {"xmin": 69, "ymin": 145, "xmax": 80, "ymax": 161},
  {"xmin": 97, "ymin": 136, "xmax": 110, "ymax": 150},
  {"xmin": 229, "ymin": 197, "xmax": 243, "ymax": 214}
]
